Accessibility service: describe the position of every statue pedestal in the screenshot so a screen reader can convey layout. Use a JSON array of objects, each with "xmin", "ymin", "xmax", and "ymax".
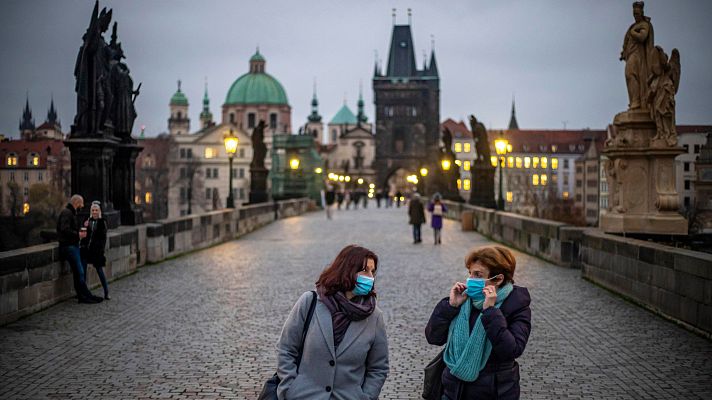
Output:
[
  {"xmin": 64, "ymin": 135, "xmax": 122, "ymax": 228},
  {"xmin": 113, "ymin": 141, "xmax": 144, "ymax": 225},
  {"xmin": 600, "ymin": 110, "xmax": 687, "ymax": 235},
  {"xmin": 249, "ymin": 167, "xmax": 269, "ymax": 204},
  {"xmin": 469, "ymin": 163, "xmax": 496, "ymax": 208}
]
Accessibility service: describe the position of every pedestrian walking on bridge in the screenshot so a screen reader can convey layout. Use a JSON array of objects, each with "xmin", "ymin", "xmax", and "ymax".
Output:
[
  {"xmin": 408, "ymin": 193, "xmax": 426, "ymax": 244},
  {"xmin": 274, "ymin": 245, "xmax": 389, "ymax": 400},
  {"xmin": 425, "ymin": 246, "xmax": 531, "ymax": 400},
  {"xmin": 428, "ymin": 194, "xmax": 447, "ymax": 245}
]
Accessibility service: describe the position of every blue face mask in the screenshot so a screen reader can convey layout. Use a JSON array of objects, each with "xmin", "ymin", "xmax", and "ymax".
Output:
[
  {"xmin": 353, "ymin": 275, "xmax": 375, "ymax": 296},
  {"xmin": 465, "ymin": 276, "xmax": 500, "ymax": 301}
]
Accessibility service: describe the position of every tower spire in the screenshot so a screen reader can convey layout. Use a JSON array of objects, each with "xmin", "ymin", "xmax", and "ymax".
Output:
[
  {"xmin": 357, "ymin": 81, "xmax": 367, "ymax": 124},
  {"xmin": 200, "ymin": 77, "xmax": 213, "ymax": 129},
  {"xmin": 308, "ymin": 78, "xmax": 322, "ymax": 123},
  {"xmin": 508, "ymin": 95, "xmax": 519, "ymax": 130},
  {"xmin": 47, "ymin": 94, "xmax": 59, "ymax": 125},
  {"xmin": 19, "ymin": 93, "xmax": 35, "ymax": 133}
]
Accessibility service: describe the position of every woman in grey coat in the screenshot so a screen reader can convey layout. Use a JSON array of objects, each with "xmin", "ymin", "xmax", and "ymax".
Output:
[{"xmin": 276, "ymin": 245, "xmax": 389, "ymax": 400}]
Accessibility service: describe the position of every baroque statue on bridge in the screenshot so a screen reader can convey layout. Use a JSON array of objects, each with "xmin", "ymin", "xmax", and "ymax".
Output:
[{"xmin": 469, "ymin": 115, "xmax": 490, "ymax": 163}]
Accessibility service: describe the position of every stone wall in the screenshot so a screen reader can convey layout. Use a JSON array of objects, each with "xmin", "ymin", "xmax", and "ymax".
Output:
[
  {"xmin": 444, "ymin": 201, "xmax": 584, "ymax": 267},
  {"xmin": 581, "ymin": 229, "xmax": 712, "ymax": 336},
  {"xmin": 442, "ymin": 200, "xmax": 712, "ymax": 336},
  {"xmin": 0, "ymin": 198, "xmax": 311, "ymax": 326}
]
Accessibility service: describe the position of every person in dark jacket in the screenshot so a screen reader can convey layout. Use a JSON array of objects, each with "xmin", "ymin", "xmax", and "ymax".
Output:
[
  {"xmin": 425, "ymin": 246, "xmax": 531, "ymax": 400},
  {"xmin": 56, "ymin": 195, "xmax": 102, "ymax": 304},
  {"xmin": 324, "ymin": 185, "xmax": 336, "ymax": 220},
  {"xmin": 408, "ymin": 194, "xmax": 426, "ymax": 244},
  {"xmin": 81, "ymin": 201, "xmax": 110, "ymax": 300}
]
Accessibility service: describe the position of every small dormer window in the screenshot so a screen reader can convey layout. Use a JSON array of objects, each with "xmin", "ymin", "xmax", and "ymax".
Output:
[
  {"xmin": 28, "ymin": 152, "xmax": 40, "ymax": 167},
  {"xmin": 6, "ymin": 153, "xmax": 18, "ymax": 166}
]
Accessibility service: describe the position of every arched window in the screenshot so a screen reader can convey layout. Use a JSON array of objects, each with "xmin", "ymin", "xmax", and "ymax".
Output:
[
  {"xmin": 143, "ymin": 154, "xmax": 155, "ymax": 168},
  {"xmin": 229, "ymin": 113, "xmax": 235, "ymax": 124},
  {"xmin": 28, "ymin": 152, "xmax": 40, "ymax": 167},
  {"xmin": 6, "ymin": 153, "xmax": 18, "ymax": 166},
  {"xmin": 177, "ymin": 111, "xmax": 182, "ymax": 119}
]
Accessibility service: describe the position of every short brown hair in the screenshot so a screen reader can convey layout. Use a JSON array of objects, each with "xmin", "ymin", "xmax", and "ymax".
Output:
[
  {"xmin": 316, "ymin": 245, "xmax": 378, "ymax": 297},
  {"xmin": 465, "ymin": 246, "xmax": 516, "ymax": 284}
]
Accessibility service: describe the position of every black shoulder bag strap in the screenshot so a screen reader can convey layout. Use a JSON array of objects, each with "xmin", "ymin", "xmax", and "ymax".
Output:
[{"xmin": 295, "ymin": 291, "xmax": 317, "ymax": 373}]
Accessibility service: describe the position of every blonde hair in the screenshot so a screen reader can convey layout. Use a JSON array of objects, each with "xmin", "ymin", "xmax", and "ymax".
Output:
[{"xmin": 90, "ymin": 201, "xmax": 102, "ymax": 218}]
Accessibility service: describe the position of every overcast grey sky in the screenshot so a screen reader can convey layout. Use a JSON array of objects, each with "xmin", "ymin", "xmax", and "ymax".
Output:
[{"xmin": 1, "ymin": 0, "xmax": 710, "ymax": 139}]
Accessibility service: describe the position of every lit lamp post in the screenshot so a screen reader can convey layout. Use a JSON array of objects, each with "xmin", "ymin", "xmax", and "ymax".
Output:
[
  {"xmin": 290, "ymin": 158, "xmax": 300, "ymax": 170},
  {"xmin": 223, "ymin": 129, "xmax": 239, "ymax": 208},
  {"xmin": 419, "ymin": 167, "xmax": 428, "ymax": 194},
  {"xmin": 494, "ymin": 136, "xmax": 510, "ymax": 211}
]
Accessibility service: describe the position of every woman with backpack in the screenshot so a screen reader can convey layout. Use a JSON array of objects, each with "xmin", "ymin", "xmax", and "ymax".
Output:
[
  {"xmin": 428, "ymin": 193, "xmax": 448, "ymax": 245},
  {"xmin": 273, "ymin": 245, "xmax": 389, "ymax": 400}
]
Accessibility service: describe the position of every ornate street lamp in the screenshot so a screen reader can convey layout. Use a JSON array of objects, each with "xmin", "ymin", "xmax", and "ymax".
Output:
[
  {"xmin": 223, "ymin": 129, "xmax": 239, "ymax": 208},
  {"xmin": 441, "ymin": 159, "xmax": 452, "ymax": 171},
  {"xmin": 420, "ymin": 167, "xmax": 429, "ymax": 177},
  {"xmin": 494, "ymin": 135, "xmax": 510, "ymax": 211},
  {"xmin": 290, "ymin": 158, "xmax": 300, "ymax": 170}
]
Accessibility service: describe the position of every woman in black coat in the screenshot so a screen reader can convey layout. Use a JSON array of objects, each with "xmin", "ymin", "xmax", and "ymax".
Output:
[
  {"xmin": 80, "ymin": 201, "xmax": 110, "ymax": 300},
  {"xmin": 425, "ymin": 246, "xmax": 531, "ymax": 400}
]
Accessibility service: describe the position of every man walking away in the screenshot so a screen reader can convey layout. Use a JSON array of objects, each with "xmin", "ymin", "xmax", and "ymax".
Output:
[
  {"xmin": 325, "ymin": 185, "xmax": 336, "ymax": 219},
  {"xmin": 408, "ymin": 193, "xmax": 426, "ymax": 244},
  {"xmin": 57, "ymin": 195, "xmax": 103, "ymax": 304}
]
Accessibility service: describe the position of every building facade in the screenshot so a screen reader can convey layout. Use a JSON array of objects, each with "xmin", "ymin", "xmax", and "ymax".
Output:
[{"xmin": 441, "ymin": 119, "xmax": 475, "ymax": 199}]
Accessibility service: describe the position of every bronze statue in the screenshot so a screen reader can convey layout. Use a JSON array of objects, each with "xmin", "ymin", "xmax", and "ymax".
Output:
[
  {"xmin": 647, "ymin": 46, "xmax": 681, "ymax": 146},
  {"xmin": 620, "ymin": 1, "xmax": 655, "ymax": 110},
  {"xmin": 73, "ymin": 1, "xmax": 113, "ymax": 135},
  {"xmin": 109, "ymin": 23, "xmax": 140, "ymax": 139},
  {"xmin": 251, "ymin": 120, "xmax": 267, "ymax": 170},
  {"xmin": 469, "ymin": 115, "xmax": 490, "ymax": 162},
  {"xmin": 441, "ymin": 126, "xmax": 453, "ymax": 153}
]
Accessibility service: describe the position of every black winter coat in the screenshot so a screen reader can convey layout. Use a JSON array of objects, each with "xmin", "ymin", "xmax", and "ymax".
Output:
[
  {"xmin": 425, "ymin": 286, "xmax": 532, "ymax": 400},
  {"xmin": 408, "ymin": 198, "xmax": 426, "ymax": 225},
  {"xmin": 80, "ymin": 217, "xmax": 108, "ymax": 267},
  {"xmin": 56, "ymin": 204, "xmax": 80, "ymax": 247}
]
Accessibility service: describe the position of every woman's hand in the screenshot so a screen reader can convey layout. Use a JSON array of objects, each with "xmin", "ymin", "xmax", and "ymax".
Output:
[
  {"xmin": 483, "ymin": 285, "xmax": 497, "ymax": 309},
  {"xmin": 449, "ymin": 282, "xmax": 468, "ymax": 308}
]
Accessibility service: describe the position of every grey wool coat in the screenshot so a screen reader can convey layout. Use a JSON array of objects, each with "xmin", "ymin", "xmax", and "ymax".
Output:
[{"xmin": 276, "ymin": 291, "xmax": 389, "ymax": 400}]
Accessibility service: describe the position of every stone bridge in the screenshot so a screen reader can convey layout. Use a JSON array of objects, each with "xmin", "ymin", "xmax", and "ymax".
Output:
[{"xmin": 1, "ymin": 205, "xmax": 711, "ymax": 399}]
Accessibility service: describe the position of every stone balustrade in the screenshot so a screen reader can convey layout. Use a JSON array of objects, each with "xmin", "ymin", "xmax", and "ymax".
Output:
[{"xmin": 0, "ymin": 198, "xmax": 312, "ymax": 326}]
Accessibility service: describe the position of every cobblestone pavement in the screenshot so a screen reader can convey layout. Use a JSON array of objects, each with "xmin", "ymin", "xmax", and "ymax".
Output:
[{"xmin": 1, "ymin": 206, "xmax": 711, "ymax": 399}]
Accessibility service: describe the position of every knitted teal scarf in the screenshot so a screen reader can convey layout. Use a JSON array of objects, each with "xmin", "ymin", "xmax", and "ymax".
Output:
[{"xmin": 443, "ymin": 283, "xmax": 513, "ymax": 382}]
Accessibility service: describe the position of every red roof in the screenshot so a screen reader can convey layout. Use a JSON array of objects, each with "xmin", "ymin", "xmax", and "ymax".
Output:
[
  {"xmin": 441, "ymin": 119, "xmax": 472, "ymax": 139},
  {"xmin": 489, "ymin": 129, "xmax": 607, "ymax": 154},
  {"xmin": 0, "ymin": 139, "xmax": 66, "ymax": 169}
]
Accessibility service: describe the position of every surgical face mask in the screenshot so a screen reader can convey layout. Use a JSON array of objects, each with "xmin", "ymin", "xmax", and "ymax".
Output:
[
  {"xmin": 353, "ymin": 275, "xmax": 375, "ymax": 296},
  {"xmin": 465, "ymin": 275, "xmax": 501, "ymax": 301}
]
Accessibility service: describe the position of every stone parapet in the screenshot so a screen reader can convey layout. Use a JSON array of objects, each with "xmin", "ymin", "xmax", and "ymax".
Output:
[{"xmin": 0, "ymin": 198, "xmax": 312, "ymax": 326}]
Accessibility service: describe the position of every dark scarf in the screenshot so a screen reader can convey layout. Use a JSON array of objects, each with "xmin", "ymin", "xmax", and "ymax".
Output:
[{"xmin": 317, "ymin": 285, "xmax": 376, "ymax": 348}]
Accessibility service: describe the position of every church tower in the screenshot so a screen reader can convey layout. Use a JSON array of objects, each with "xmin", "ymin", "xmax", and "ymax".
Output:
[
  {"xmin": 199, "ymin": 80, "xmax": 214, "ymax": 130},
  {"xmin": 508, "ymin": 97, "xmax": 519, "ymax": 130},
  {"xmin": 306, "ymin": 81, "xmax": 324, "ymax": 143},
  {"xmin": 168, "ymin": 80, "xmax": 190, "ymax": 135},
  {"xmin": 373, "ymin": 11, "xmax": 440, "ymax": 187},
  {"xmin": 19, "ymin": 95, "xmax": 35, "ymax": 140}
]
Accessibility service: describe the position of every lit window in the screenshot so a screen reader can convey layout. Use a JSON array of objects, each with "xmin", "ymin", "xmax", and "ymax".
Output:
[
  {"xmin": 532, "ymin": 175, "xmax": 539, "ymax": 185},
  {"xmin": 7, "ymin": 153, "xmax": 18, "ymax": 166},
  {"xmin": 563, "ymin": 191, "xmax": 569, "ymax": 199},
  {"xmin": 457, "ymin": 179, "xmax": 462, "ymax": 189},
  {"xmin": 541, "ymin": 174, "xmax": 548, "ymax": 185},
  {"xmin": 551, "ymin": 145, "xmax": 558, "ymax": 152},
  {"xmin": 29, "ymin": 153, "xmax": 40, "ymax": 167},
  {"xmin": 541, "ymin": 157, "xmax": 548, "ymax": 169},
  {"xmin": 515, "ymin": 157, "xmax": 522, "ymax": 168},
  {"xmin": 23, "ymin": 203, "xmax": 30, "ymax": 215},
  {"xmin": 490, "ymin": 156, "xmax": 498, "ymax": 167},
  {"xmin": 464, "ymin": 143, "xmax": 471, "ymax": 153},
  {"xmin": 552, "ymin": 158, "xmax": 558, "ymax": 170},
  {"xmin": 204, "ymin": 147, "xmax": 217, "ymax": 159},
  {"xmin": 455, "ymin": 160, "xmax": 462, "ymax": 166},
  {"xmin": 145, "ymin": 192, "xmax": 153, "ymax": 204},
  {"xmin": 507, "ymin": 157, "xmax": 514, "ymax": 168},
  {"xmin": 135, "ymin": 195, "xmax": 141, "ymax": 204},
  {"xmin": 454, "ymin": 143, "xmax": 462, "ymax": 153},
  {"xmin": 524, "ymin": 157, "xmax": 531, "ymax": 168},
  {"xmin": 463, "ymin": 161, "xmax": 470, "ymax": 171},
  {"xmin": 463, "ymin": 179, "xmax": 471, "ymax": 191},
  {"xmin": 533, "ymin": 157, "xmax": 539, "ymax": 168},
  {"xmin": 506, "ymin": 191, "xmax": 513, "ymax": 203}
]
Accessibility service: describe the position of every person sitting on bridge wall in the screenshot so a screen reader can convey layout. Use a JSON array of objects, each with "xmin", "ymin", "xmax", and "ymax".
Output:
[
  {"xmin": 275, "ymin": 244, "xmax": 389, "ymax": 399},
  {"xmin": 425, "ymin": 246, "xmax": 532, "ymax": 400}
]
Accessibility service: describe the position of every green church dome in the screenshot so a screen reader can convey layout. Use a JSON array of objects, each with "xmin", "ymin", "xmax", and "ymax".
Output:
[
  {"xmin": 225, "ymin": 51, "xmax": 289, "ymax": 106},
  {"xmin": 170, "ymin": 80, "xmax": 189, "ymax": 106},
  {"xmin": 330, "ymin": 104, "xmax": 357, "ymax": 125}
]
